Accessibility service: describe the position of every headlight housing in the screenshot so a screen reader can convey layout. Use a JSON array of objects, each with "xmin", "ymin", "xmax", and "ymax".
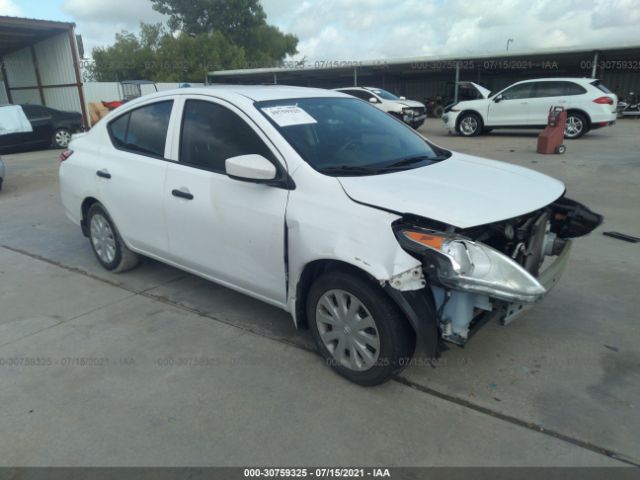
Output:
[{"xmin": 395, "ymin": 228, "xmax": 546, "ymax": 303}]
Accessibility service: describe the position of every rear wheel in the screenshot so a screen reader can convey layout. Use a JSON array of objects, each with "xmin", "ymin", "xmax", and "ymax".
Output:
[
  {"xmin": 307, "ymin": 270, "xmax": 415, "ymax": 386},
  {"xmin": 52, "ymin": 128, "xmax": 72, "ymax": 148},
  {"xmin": 564, "ymin": 112, "xmax": 588, "ymax": 139},
  {"xmin": 457, "ymin": 112, "xmax": 482, "ymax": 136},
  {"xmin": 87, "ymin": 203, "xmax": 140, "ymax": 273}
]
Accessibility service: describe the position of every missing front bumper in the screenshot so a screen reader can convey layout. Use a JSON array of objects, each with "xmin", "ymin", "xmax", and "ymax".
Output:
[{"xmin": 500, "ymin": 239, "xmax": 573, "ymax": 325}]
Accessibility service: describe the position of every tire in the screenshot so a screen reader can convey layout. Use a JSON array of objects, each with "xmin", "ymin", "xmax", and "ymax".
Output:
[
  {"xmin": 52, "ymin": 128, "xmax": 72, "ymax": 148},
  {"xmin": 564, "ymin": 112, "xmax": 588, "ymax": 139},
  {"xmin": 307, "ymin": 270, "xmax": 415, "ymax": 386},
  {"xmin": 87, "ymin": 203, "xmax": 140, "ymax": 273},
  {"xmin": 433, "ymin": 105, "xmax": 444, "ymax": 118},
  {"xmin": 457, "ymin": 112, "xmax": 482, "ymax": 136},
  {"xmin": 555, "ymin": 145, "xmax": 567, "ymax": 154}
]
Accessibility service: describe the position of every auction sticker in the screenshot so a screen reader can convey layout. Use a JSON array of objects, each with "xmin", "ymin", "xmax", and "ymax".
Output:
[{"xmin": 261, "ymin": 105, "xmax": 317, "ymax": 127}]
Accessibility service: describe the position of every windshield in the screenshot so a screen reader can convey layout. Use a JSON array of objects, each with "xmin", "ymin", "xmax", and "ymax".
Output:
[
  {"xmin": 368, "ymin": 88, "xmax": 399, "ymax": 100},
  {"xmin": 256, "ymin": 97, "xmax": 450, "ymax": 176}
]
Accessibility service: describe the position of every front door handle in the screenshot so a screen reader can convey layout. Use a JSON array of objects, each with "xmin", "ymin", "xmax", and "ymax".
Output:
[
  {"xmin": 171, "ymin": 188, "xmax": 194, "ymax": 200},
  {"xmin": 96, "ymin": 169, "xmax": 111, "ymax": 179}
]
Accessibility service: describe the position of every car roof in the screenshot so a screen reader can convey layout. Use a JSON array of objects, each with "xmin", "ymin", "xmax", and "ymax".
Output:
[
  {"xmin": 516, "ymin": 77, "xmax": 598, "ymax": 84},
  {"xmin": 333, "ymin": 86, "xmax": 381, "ymax": 91},
  {"xmin": 165, "ymin": 84, "xmax": 347, "ymax": 102}
]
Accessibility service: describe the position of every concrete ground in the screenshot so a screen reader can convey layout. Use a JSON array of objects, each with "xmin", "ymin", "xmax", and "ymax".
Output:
[{"xmin": 0, "ymin": 119, "xmax": 638, "ymax": 467}]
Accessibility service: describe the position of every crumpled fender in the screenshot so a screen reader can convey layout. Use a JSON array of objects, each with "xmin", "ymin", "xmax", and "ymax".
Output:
[{"xmin": 285, "ymin": 169, "xmax": 423, "ymax": 322}]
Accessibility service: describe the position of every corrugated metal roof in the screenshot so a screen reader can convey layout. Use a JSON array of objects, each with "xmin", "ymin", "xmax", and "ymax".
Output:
[
  {"xmin": 210, "ymin": 44, "xmax": 640, "ymax": 76},
  {"xmin": 0, "ymin": 15, "xmax": 74, "ymax": 28},
  {"xmin": 0, "ymin": 15, "xmax": 75, "ymax": 57}
]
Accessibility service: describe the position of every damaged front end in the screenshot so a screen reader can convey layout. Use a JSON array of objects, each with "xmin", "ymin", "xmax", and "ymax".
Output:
[{"xmin": 390, "ymin": 196, "xmax": 602, "ymax": 346}]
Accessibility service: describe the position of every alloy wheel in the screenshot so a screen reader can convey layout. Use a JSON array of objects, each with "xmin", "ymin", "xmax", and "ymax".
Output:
[
  {"xmin": 315, "ymin": 289, "xmax": 380, "ymax": 371},
  {"xmin": 459, "ymin": 116, "xmax": 478, "ymax": 135},
  {"xmin": 565, "ymin": 116, "xmax": 584, "ymax": 138}
]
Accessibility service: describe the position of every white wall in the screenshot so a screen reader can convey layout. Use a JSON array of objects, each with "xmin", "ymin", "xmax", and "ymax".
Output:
[
  {"xmin": 34, "ymin": 33, "xmax": 76, "ymax": 85},
  {"xmin": 83, "ymin": 82, "xmax": 121, "ymax": 105},
  {"xmin": 44, "ymin": 86, "xmax": 82, "ymax": 113},
  {"xmin": 2, "ymin": 32, "xmax": 83, "ymax": 114},
  {"xmin": 4, "ymin": 45, "xmax": 38, "ymax": 89},
  {"xmin": 82, "ymin": 82, "xmax": 206, "ymax": 114},
  {"xmin": 10, "ymin": 88, "xmax": 40, "ymax": 105}
]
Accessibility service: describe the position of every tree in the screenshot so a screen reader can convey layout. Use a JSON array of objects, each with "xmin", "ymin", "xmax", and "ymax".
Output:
[
  {"xmin": 89, "ymin": 0, "xmax": 298, "ymax": 81},
  {"xmin": 150, "ymin": 0, "xmax": 297, "ymax": 64},
  {"xmin": 151, "ymin": 0, "xmax": 265, "ymax": 39},
  {"xmin": 89, "ymin": 23, "xmax": 246, "ymax": 82}
]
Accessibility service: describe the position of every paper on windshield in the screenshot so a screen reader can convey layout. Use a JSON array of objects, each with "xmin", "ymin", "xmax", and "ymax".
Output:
[
  {"xmin": 261, "ymin": 105, "xmax": 317, "ymax": 127},
  {"xmin": 0, "ymin": 105, "xmax": 33, "ymax": 135}
]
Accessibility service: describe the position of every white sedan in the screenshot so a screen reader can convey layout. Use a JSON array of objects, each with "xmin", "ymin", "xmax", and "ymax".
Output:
[{"xmin": 59, "ymin": 86, "xmax": 602, "ymax": 385}]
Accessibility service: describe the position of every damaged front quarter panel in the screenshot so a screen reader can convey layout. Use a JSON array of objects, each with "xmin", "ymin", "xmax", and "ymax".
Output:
[{"xmin": 386, "ymin": 266, "xmax": 426, "ymax": 291}]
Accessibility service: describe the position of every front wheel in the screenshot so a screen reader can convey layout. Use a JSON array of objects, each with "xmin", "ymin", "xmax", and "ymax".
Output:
[
  {"xmin": 307, "ymin": 270, "xmax": 415, "ymax": 386},
  {"xmin": 457, "ymin": 112, "xmax": 482, "ymax": 136},
  {"xmin": 52, "ymin": 128, "xmax": 72, "ymax": 148}
]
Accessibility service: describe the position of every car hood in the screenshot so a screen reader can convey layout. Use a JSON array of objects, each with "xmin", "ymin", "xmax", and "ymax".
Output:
[
  {"xmin": 396, "ymin": 99, "xmax": 425, "ymax": 108},
  {"xmin": 337, "ymin": 152, "xmax": 565, "ymax": 228},
  {"xmin": 458, "ymin": 81, "xmax": 492, "ymax": 99}
]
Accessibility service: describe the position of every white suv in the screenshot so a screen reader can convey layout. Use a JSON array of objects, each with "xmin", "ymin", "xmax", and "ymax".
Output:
[
  {"xmin": 334, "ymin": 87, "xmax": 427, "ymax": 129},
  {"xmin": 59, "ymin": 86, "xmax": 601, "ymax": 385},
  {"xmin": 442, "ymin": 78, "xmax": 617, "ymax": 139}
]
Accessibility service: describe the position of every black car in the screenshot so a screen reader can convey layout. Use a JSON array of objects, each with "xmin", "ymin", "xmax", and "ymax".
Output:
[{"xmin": 0, "ymin": 104, "xmax": 83, "ymax": 153}]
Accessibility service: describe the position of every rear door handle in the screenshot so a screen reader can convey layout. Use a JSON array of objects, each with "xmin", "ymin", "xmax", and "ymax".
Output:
[
  {"xmin": 96, "ymin": 169, "xmax": 111, "ymax": 179},
  {"xmin": 171, "ymin": 188, "xmax": 194, "ymax": 200}
]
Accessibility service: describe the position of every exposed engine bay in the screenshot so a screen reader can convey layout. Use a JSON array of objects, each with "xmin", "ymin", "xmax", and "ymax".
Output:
[
  {"xmin": 457, "ymin": 196, "xmax": 603, "ymax": 276},
  {"xmin": 391, "ymin": 196, "xmax": 603, "ymax": 346}
]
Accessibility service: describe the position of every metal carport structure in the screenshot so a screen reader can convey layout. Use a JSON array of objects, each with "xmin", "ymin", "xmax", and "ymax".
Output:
[
  {"xmin": 0, "ymin": 16, "xmax": 87, "ymax": 128},
  {"xmin": 209, "ymin": 45, "xmax": 640, "ymax": 104}
]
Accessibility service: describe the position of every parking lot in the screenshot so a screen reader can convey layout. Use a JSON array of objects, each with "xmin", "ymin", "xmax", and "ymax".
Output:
[{"xmin": 0, "ymin": 120, "xmax": 638, "ymax": 466}]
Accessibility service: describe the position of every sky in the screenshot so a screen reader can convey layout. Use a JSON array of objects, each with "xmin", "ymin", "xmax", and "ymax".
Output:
[{"xmin": 2, "ymin": 0, "xmax": 640, "ymax": 62}]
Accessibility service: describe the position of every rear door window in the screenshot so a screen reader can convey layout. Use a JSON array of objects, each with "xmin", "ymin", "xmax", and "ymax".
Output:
[
  {"xmin": 21, "ymin": 105, "xmax": 50, "ymax": 120},
  {"xmin": 501, "ymin": 83, "xmax": 535, "ymax": 100},
  {"xmin": 107, "ymin": 100, "xmax": 173, "ymax": 158},
  {"xmin": 108, "ymin": 114, "xmax": 129, "ymax": 148},
  {"xmin": 535, "ymin": 82, "xmax": 586, "ymax": 97}
]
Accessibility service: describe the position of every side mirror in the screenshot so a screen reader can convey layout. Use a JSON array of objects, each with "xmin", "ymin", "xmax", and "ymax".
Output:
[
  {"xmin": 493, "ymin": 94, "xmax": 503, "ymax": 103},
  {"xmin": 225, "ymin": 154, "xmax": 276, "ymax": 182},
  {"xmin": 399, "ymin": 96, "xmax": 406, "ymax": 100},
  {"xmin": 369, "ymin": 97, "xmax": 378, "ymax": 103}
]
